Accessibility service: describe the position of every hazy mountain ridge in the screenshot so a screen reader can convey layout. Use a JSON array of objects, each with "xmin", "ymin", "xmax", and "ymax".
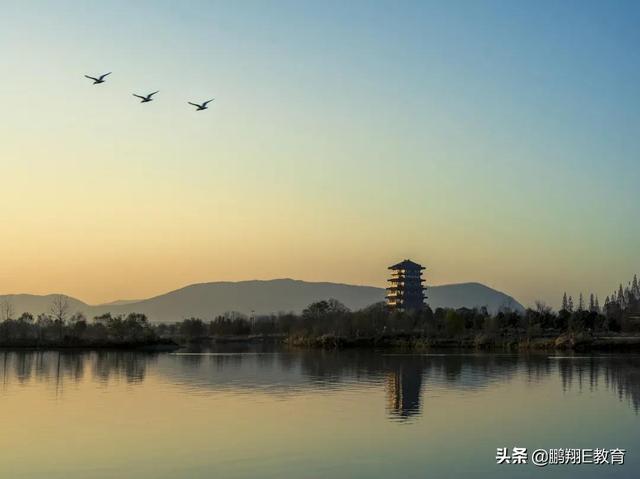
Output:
[
  {"xmin": 0, "ymin": 279, "xmax": 524, "ymax": 323},
  {"xmin": 0, "ymin": 294, "xmax": 89, "ymax": 315}
]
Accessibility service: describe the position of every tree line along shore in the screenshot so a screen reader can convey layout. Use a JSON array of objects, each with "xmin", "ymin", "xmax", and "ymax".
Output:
[{"xmin": 0, "ymin": 274, "xmax": 639, "ymax": 351}]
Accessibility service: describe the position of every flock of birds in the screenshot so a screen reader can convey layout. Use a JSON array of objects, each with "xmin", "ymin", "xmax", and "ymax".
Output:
[{"xmin": 84, "ymin": 72, "xmax": 214, "ymax": 111}]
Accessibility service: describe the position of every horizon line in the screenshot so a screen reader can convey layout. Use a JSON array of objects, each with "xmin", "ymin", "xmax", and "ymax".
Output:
[{"xmin": 0, "ymin": 277, "xmax": 497, "ymax": 307}]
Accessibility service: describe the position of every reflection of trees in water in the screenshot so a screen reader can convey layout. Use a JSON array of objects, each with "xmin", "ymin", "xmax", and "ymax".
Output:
[
  {"xmin": 14, "ymin": 352, "xmax": 34, "ymax": 383},
  {"xmin": 93, "ymin": 352, "xmax": 156, "ymax": 383},
  {"xmin": 605, "ymin": 360, "xmax": 640, "ymax": 413},
  {"xmin": 558, "ymin": 358, "xmax": 589, "ymax": 392},
  {"xmin": 0, "ymin": 351, "xmax": 89, "ymax": 396},
  {"xmin": 162, "ymin": 349, "xmax": 537, "ymax": 422},
  {"xmin": 1, "ymin": 349, "xmax": 639, "ymax": 416},
  {"xmin": 555, "ymin": 356, "xmax": 640, "ymax": 413},
  {"xmin": 62, "ymin": 353, "xmax": 85, "ymax": 382},
  {"xmin": 277, "ymin": 352, "xmax": 524, "ymax": 420},
  {"xmin": 290, "ymin": 352, "xmax": 640, "ymax": 420},
  {"xmin": 523, "ymin": 356, "xmax": 554, "ymax": 385},
  {"xmin": 0, "ymin": 351, "xmax": 157, "ymax": 394}
]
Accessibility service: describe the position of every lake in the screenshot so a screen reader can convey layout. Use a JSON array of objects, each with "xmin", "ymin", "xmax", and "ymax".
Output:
[{"xmin": 1, "ymin": 347, "xmax": 639, "ymax": 478}]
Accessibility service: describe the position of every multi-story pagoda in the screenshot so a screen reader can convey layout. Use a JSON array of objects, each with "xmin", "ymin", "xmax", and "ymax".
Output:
[{"xmin": 386, "ymin": 259, "xmax": 426, "ymax": 312}]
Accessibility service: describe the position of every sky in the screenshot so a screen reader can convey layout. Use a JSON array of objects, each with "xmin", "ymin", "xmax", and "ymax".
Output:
[{"xmin": 0, "ymin": 0, "xmax": 639, "ymax": 307}]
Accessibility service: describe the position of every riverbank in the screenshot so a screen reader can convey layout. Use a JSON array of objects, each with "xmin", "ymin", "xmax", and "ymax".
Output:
[
  {"xmin": 2, "ymin": 333, "xmax": 640, "ymax": 353},
  {"xmin": 0, "ymin": 338, "xmax": 180, "ymax": 351},
  {"xmin": 283, "ymin": 333, "xmax": 640, "ymax": 352}
]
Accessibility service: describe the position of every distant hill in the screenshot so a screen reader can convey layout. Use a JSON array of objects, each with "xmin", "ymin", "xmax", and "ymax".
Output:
[
  {"xmin": 427, "ymin": 282, "xmax": 523, "ymax": 313},
  {"xmin": 97, "ymin": 299, "xmax": 142, "ymax": 306},
  {"xmin": 0, "ymin": 279, "xmax": 524, "ymax": 323},
  {"xmin": 0, "ymin": 294, "xmax": 89, "ymax": 317}
]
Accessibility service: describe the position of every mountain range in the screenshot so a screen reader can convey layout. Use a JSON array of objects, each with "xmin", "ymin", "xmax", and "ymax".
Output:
[{"xmin": 0, "ymin": 279, "xmax": 524, "ymax": 323}]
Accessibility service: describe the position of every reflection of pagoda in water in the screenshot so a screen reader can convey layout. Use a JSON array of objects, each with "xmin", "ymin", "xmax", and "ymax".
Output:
[
  {"xmin": 386, "ymin": 259, "xmax": 426, "ymax": 312},
  {"xmin": 385, "ymin": 364, "xmax": 424, "ymax": 420}
]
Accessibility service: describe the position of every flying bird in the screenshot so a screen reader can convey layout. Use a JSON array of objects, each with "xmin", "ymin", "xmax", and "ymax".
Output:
[
  {"xmin": 188, "ymin": 99, "xmax": 214, "ymax": 111},
  {"xmin": 133, "ymin": 91, "xmax": 159, "ymax": 103},
  {"xmin": 84, "ymin": 72, "xmax": 111, "ymax": 84}
]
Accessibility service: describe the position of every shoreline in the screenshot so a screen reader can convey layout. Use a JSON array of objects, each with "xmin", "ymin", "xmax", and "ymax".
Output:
[
  {"xmin": 284, "ymin": 332, "xmax": 640, "ymax": 352},
  {"xmin": 2, "ymin": 334, "xmax": 640, "ymax": 353},
  {"xmin": 0, "ymin": 338, "xmax": 180, "ymax": 352},
  {"xmin": 168, "ymin": 332, "xmax": 640, "ymax": 353}
]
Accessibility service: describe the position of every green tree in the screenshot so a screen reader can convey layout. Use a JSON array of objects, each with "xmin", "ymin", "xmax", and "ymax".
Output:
[
  {"xmin": 567, "ymin": 296, "xmax": 574, "ymax": 313},
  {"xmin": 578, "ymin": 293, "xmax": 584, "ymax": 312},
  {"xmin": 180, "ymin": 318, "xmax": 206, "ymax": 339},
  {"xmin": 445, "ymin": 310, "xmax": 465, "ymax": 337}
]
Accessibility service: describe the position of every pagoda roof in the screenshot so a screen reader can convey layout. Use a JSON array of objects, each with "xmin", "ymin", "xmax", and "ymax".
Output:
[
  {"xmin": 387, "ymin": 277, "xmax": 425, "ymax": 282},
  {"xmin": 388, "ymin": 259, "xmax": 425, "ymax": 270}
]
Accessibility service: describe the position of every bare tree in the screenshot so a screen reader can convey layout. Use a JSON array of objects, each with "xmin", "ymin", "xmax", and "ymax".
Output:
[
  {"xmin": 535, "ymin": 300, "xmax": 552, "ymax": 315},
  {"xmin": 50, "ymin": 295, "xmax": 70, "ymax": 323},
  {"xmin": 0, "ymin": 299, "xmax": 14, "ymax": 321}
]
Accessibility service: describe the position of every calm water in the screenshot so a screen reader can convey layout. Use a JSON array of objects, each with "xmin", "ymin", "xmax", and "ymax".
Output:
[{"xmin": 1, "ymin": 347, "xmax": 639, "ymax": 478}]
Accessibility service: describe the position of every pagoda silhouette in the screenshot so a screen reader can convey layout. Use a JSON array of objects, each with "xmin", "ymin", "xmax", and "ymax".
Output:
[{"xmin": 385, "ymin": 259, "xmax": 426, "ymax": 311}]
